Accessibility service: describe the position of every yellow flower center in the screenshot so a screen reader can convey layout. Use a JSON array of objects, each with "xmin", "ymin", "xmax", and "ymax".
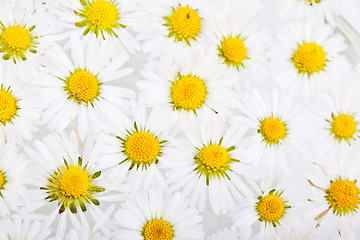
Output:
[
  {"xmin": 164, "ymin": 5, "xmax": 201, "ymax": 44},
  {"xmin": 0, "ymin": 171, "xmax": 5, "ymax": 189},
  {"xmin": 326, "ymin": 179, "xmax": 359, "ymax": 215},
  {"xmin": 332, "ymin": 114, "xmax": 356, "ymax": 139},
  {"xmin": 41, "ymin": 158, "xmax": 104, "ymax": 214},
  {"xmin": 0, "ymin": 89, "xmax": 17, "ymax": 124},
  {"xmin": 75, "ymin": 0, "xmax": 124, "ymax": 38},
  {"xmin": 170, "ymin": 75, "xmax": 206, "ymax": 111},
  {"xmin": 259, "ymin": 118, "xmax": 287, "ymax": 144},
  {"xmin": 59, "ymin": 165, "xmax": 90, "ymax": 199},
  {"xmin": 200, "ymin": 145, "xmax": 229, "ymax": 171},
  {"xmin": 0, "ymin": 24, "xmax": 36, "ymax": 62},
  {"xmin": 143, "ymin": 219, "xmax": 173, "ymax": 240},
  {"xmin": 171, "ymin": 6, "xmax": 200, "ymax": 39},
  {"xmin": 2, "ymin": 26, "xmax": 31, "ymax": 51},
  {"xmin": 292, "ymin": 42, "xmax": 326, "ymax": 75},
  {"xmin": 86, "ymin": 0, "xmax": 118, "ymax": 30},
  {"xmin": 256, "ymin": 194, "xmax": 285, "ymax": 223},
  {"xmin": 221, "ymin": 37, "xmax": 246, "ymax": 63},
  {"xmin": 66, "ymin": 70, "xmax": 100, "ymax": 103},
  {"xmin": 125, "ymin": 132, "xmax": 161, "ymax": 164},
  {"xmin": 194, "ymin": 140, "xmax": 237, "ymax": 185}
]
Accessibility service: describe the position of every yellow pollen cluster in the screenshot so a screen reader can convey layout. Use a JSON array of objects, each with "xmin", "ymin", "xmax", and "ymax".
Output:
[
  {"xmin": 125, "ymin": 132, "xmax": 161, "ymax": 163},
  {"xmin": 200, "ymin": 145, "xmax": 229, "ymax": 173},
  {"xmin": 257, "ymin": 194, "xmax": 285, "ymax": 223},
  {"xmin": 86, "ymin": 0, "xmax": 118, "ymax": 29},
  {"xmin": 68, "ymin": 70, "xmax": 99, "ymax": 102},
  {"xmin": 260, "ymin": 118, "xmax": 286, "ymax": 143},
  {"xmin": 0, "ymin": 90, "xmax": 17, "ymax": 124},
  {"xmin": 143, "ymin": 219, "xmax": 173, "ymax": 240},
  {"xmin": 332, "ymin": 114, "xmax": 356, "ymax": 139},
  {"xmin": 59, "ymin": 165, "xmax": 90, "ymax": 199},
  {"xmin": 170, "ymin": 6, "xmax": 201, "ymax": 40},
  {"xmin": 171, "ymin": 75, "xmax": 206, "ymax": 111},
  {"xmin": 292, "ymin": 42, "xmax": 326, "ymax": 75},
  {"xmin": 327, "ymin": 179, "xmax": 359, "ymax": 213},
  {"xmin": 0, "ymin": 171, "xmax": 5, "ymax": 189},
  {"xmin": 222, "ymin": 37, "xmax": 246, "ymax": 63},
  {"xmin": 1, "ymin": 26, "xmax": 31, "ymax": 51}
]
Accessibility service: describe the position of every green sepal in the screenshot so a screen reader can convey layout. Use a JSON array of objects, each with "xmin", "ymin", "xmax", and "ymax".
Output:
[
  {"xmin": 45, "ymin": 193, "xmax": 57, "ymax": 200},
  {"xmin": 88, "ymin": 186, "xmax": 105, "ymax": 193},
  {"xmin": 111, "ymin": 29, "xmax": 118, "ymax": 38},
  {"xmin": 79, "ymin": 200, "xmax": 87, "ymax": 212},
  {"xmin": 119, "ymin": 159, "xmax": 128, "ymax": 165},
  {"xmin": 63, "ymin": 158, "xmax": 69, "ymax": 169},
  {"xmin": 269, "ymin": 189, "xmax": 276, "ymax": 195},
  {"xmin": 100, "ymin": 30, "xmax": 105, "ymax": 40},
  {"xmin": 90, "ymin": 198, "xmax": 100, "ymax": 205},
  {"xmin": 70, "ymin": 201, "xmax": 77, "ymax": 214},
  {"xmin": 134, "ymin": 122, "xmax": 139, "ymax": 132},
  {"xmin": 91, "ymin": 171, "xmax": 101, "ymax": 179},
  {"xmin": 75, "ymin": 20, "xmax": 88, "ymax": 28},
  {"xmin": 2, "ymin": 54, "xmax": 10, "ymax": 60},
  {"xmin": 19, "ymin": 52, "xmax": 26, "ymax": 61},
  {"xmin": 59, "ymin": 204, "xmax": 66, "ymax": 214},
  {"xmin": 78, "ymin": 156, "xmax": 83, "ymax": 166},
  {"xmin": 226, "ymin": 146, "xmax": 235, "ymax": 152},
  {"xmin": 129, "ymin": 163, "xmax": 135, "ymax": 171},
  {"xmin": 82, "ymin": 27, "xmax": 91, "ymax": 36},
  {"xmin": 116, "ymin": 136, "xmax": 125, "ymax": 141},
  {"xmin": 74, "ymin": 10, "xmax": 83, "ymax": 17}
]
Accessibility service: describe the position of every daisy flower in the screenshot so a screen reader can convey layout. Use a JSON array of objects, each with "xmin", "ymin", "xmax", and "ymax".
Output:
[
  {"xmin": 306, "ymin": 157, "xmax": 360, "ymax": 240},
  {"xmin": 206, "ymin": 227, "xmax": 253, "ymax": 240},
  {"xmin": 24, "ymin": 131, "xmax": 124, "ymax": 238},
  {"xmin": 209, "ymin": 15, "xmax": 270, "ymax": 90},
  {"xmin": 0, "ymin": 64, "xmax": 41, "ymax": 145},
  {"xmin": 308, "ymin": 88, "xmax": 360, "ymax": 157},
  {"xmin": 38, "ymin": 35, "xmax": 134, "ymax": 139},
  {"xmin": 0, "ymin": 144, "xmax": 28, "ymax": 217},
  {"xmin": 113, "ymin": 188, "xmax": 205, "ymax": 240},
  {"xmin": 0, "ymin": 215, "xmax": 51, "ymax": 240},
  {"xmin": 0, "ymin": 0, "xmax": 59, "ymax": 67},
  {"xmin": 133, "ymin": 0, "xmax": 215, "ymax": 60},
  {"xmin": 271, "ymin": 21, "xmax": 351, "ymax": 97},
  {"xmin": 54, "ymin": 0, "xmax": 141, "ymax": 55},
  {"xmin": 234, "ymin": 89, "xmax": 310, "ymax": 173},
  {"xmin": 163, "ymin": 116, "xmax": 261, "ymax": 215},
  {"xmin": 137, "ymin": 50, "xmax": 235, "ymax": 132},
  {"xmin": 99, "ymin": 102, "xmax": 177, "ymax": 193},
  {"xmin": 232, "ymin": 172, "xmax": 310, "ymax": 240}
]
